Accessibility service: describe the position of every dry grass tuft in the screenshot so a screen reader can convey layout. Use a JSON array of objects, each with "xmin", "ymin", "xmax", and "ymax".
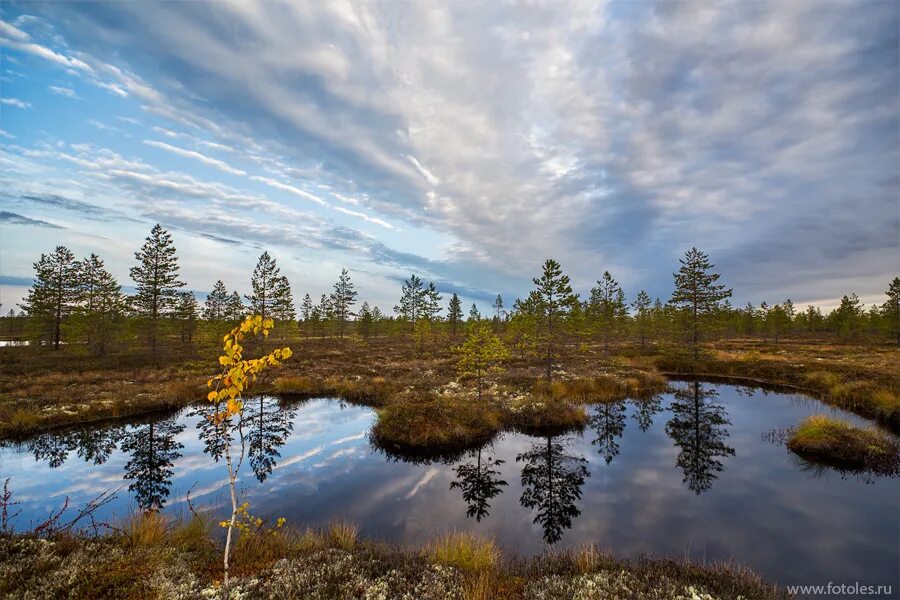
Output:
[
  {"xmin": 428, "ymin": 531, "xmax": 500, "ymax": 573},
  {"xmin": 124, "ymin": 511, "xmax": 167, "ymax": 547},
  {"xmin": 327, "ymin": 520, "xmax": 359, "ymax": 550}
]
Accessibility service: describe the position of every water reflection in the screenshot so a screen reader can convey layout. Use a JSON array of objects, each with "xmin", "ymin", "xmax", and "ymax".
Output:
[
  {"xmin": 588, "ymin": 401, "xmax": 627, "ymax": 464},
  {"xmin": 665, "ymin": 381, "xmax": 735, "ymax": 494},
  {"xmin": 517, "ymin": 436, "xmax": 589, "ymax": 544},
  {"xmin": 631, "ymin": 395, "xmax": 663, "ymax": 432},
  {"xmin": 4, "ymin": 387, "xmax": 899, "ymax": 591},
  {"xmin": 120, "ymin": 418, "xmax": 185, "ymax": 510},
  {"xmin": 26, "ymin": 425, "xmax": 124, "ymax": 468},
  {"xmin": 449, "ymin": 446, "xmax": 507, "ymax": 521}
]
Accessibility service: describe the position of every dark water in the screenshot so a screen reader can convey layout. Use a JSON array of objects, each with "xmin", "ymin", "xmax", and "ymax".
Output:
[{"xmin": 1, "ymin": 383, "xmax": 897, "ymax": 595}]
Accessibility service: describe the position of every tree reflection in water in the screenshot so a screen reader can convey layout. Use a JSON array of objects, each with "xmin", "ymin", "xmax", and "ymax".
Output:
[
  {"xmin": 631, "ymin": 394, "xmax": 663, "ymax": 432},
  {"xmin": 589, "ymin": 401, "xmax": 627, "ymax": 464},
  {"xmin": 450, "ymin": 445, "xmax": 507, "ymax": 521},
  {"xmin": 194, "ymin": 397, "xmax": 297, "ymax": 483},
  {"xmin": 517, "ymin": 436, "xmax": 589, "ymax": 544},
  {"xmin": 25, "ymin": 425, "xmax": 125, "ymax": 468},
  {"xmin": 665, "ymin": 381, "xmax": 735, "ymax": 494},
  {"xmin": 121, "ymin": 417, "xmax": 185, "ymax": 511}
]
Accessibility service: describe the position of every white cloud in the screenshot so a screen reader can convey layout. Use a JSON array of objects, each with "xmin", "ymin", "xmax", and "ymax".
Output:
[
  {"xmin": 0, "ymin": 97, "xmax": 31, "ymax": 109},
  {"xmin": 143, "ymin": 139, "xmax": 246, "ymax": 176},
  {"xmin": 250, "ymin": 175, "xmax": 328, "ymax": 207},
  {"xmin": 332, "ymin": 205, "xmax": 395, "ymax": 230},
  {"xmin": 48, "ymin": 85, "xmax": 77, "ymax": 98}
]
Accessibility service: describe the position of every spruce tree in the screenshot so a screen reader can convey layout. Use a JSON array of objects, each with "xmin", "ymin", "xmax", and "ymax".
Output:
[
  {"xmin": 530, "ymin": 259, "xmax": 579, "ymax": 381},
  {"xmin": 631, "ymin": 290, "xmax": 652, "ymax": 349},
  {"xmin": 330, "ymin": 269, "xmax": 357, "ymax": 338},
  {"xmin": 130, "ymin": 224, "xmax": 184, "ymax": 355},
  {"xmin": 204, "ymin": 280, "xmax": 229, "ymax": 321},
  {"xmin": 77, "ymin": 252, "xmax": 125, "ymax": 354},
  {"xmin": 447, "ymin": 293, "xmax": 463, "ymax": 337},
  {"xmin": 669, "ymin": 248, "xmax": 732, "ymax": 360},
  {"xmin": 21, "ymin": 245, "xmax": 79, "ymax": 349},
  {"xmin": 883, "ymin": 277, "xmax": 900, "ymax": 346},
  {"xmin": 246, "ymin": 251, "xmax": 280, "ymax": 324}
]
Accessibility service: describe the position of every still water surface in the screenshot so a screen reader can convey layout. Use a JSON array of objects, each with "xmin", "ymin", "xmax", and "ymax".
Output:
[{"xmin": 1, "ymin": 383, "xmax": 897, "ymax": 592}]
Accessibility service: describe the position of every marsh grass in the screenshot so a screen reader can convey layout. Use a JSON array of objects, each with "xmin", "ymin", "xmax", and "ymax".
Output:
[
  {"xmin": 787, "ymin": 414, "xmax": 900, "ymax": 474},
  {"xmin": 656, "ymin": 350, "xmax": 900, "ymax": 431},
  {"xmin": 371, "ymin": 394, "xmax": 503, "ymax": 453},
  {"xmin": 326, "ymin": 520, "xmax": 358, "ymax": 550},
  {"xmin": 427, "ymin": 531, "xmax": 500, "ymax": 573},
  {"xmin": 0, "ymin": 518, "xmax": 793, "ymax": 600}
]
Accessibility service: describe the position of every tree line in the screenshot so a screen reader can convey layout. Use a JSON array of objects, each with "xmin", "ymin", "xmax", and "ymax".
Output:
[{"xmin": 5, "ymin": 223, "xmax": 900, "ymax": 355}]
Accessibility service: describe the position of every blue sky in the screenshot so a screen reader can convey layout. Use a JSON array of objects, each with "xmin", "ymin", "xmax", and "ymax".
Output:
[{"xmin": 1, "ymin": 1, "xmax": 897, "ymax": 314}]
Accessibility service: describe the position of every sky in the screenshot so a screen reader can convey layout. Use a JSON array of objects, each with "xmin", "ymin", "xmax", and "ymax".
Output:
[{"xmin": 1, "ymin": 0, "xmax": 898, "ymax": 314}]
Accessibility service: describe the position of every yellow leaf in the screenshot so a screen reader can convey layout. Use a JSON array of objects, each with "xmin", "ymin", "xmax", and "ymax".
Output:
[{"xmin": 207, "ymin": 391, "xmax": 217, "ymax": 401}]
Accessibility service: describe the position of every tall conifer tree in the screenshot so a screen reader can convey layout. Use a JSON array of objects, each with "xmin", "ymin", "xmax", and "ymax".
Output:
[
  {"xmin": 669, "ymin": 248, "xmax": 732, "ymax": 360},
  {"xmin": 130, "ymin": 224, "xmax": 184, "ymax": 356},
  {"xmin": 21, "ymin": 245, "xmax": 79, "ymax": 349}
]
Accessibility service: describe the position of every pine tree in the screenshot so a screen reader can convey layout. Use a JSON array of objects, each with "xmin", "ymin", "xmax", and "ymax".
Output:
[
  {"xmin": 226, "ymin": 291, "xmax": 245, "ymax": 321},
  {"xmin": 246, "ymin": 251, "xmax": 280, "ymax": 324},
  {"xmin": 20, "ymin": 245, "xmax": 79, "ymax": 349},
  {"xmin": 422, "ymin": 283, "xmax": 443, "ymax": 321},
  {"xmin": 174, "ymin": 291, "xmax": 199, "ymax": 343},
  {"xmin": 742, "ymin": 302, "xmax": 756, "ymax": 336},
  {"xmin": 318, "ymin": 294, "xmax": 332, "ymax": 338},
  {"xmin": 371, "ymin": 306, "xmax": 383, "ymax": 338},
  {"xmin": 832, "ymin": 294, "xmax": 863, "ymax": 340},
  {"xmin": 882, "ymin": 277, "xmax": 900, "ymax": 346},
  {"xmin": 77, "ymin": 253, "xmax": 125, "ymax": 354},
  {"xmin": 130, "ymin": 224, "xmax": 184, "ymax": 355},
  {"xmin": 447, "ymin": 293, "xmax": 463, "ymax": 337},
  {"xmin": 631, "ymin": 290, "xmax": 652, "ymax": 349},
  {"xmin": 469, "ymin": 303, "xmax": 481, "ymax": 323},
  {"xmin": 758, "ymin": 302, "xmax": 770, "ymax": 341},
  {"xmin": 204, "ymin": 280, "xmax": 229, "ymax": 321},
  {"xmin": 589, "ymin": 271, "xmax": 626, "ymax": 353},
  {"xmin": 492, "ymin": 294, "xmax": 504, "ymax": 329},
  {"xmin": 669, "ymin": 248, "xmax": 732, "ymax": 360},
  {"xmin": 783, "ymin": 299, "xmax": 795, "ymax": 336},
  {"xmin": 530, "ymin": 259, "xmax": 579, "ymax": 381},
  {"xmin": 271, "ymin": 275, "xmax": 296, "ymax": 337},
  {"xmin": 330, "ymin": 269, "xmax": 357, "ymax": 338},
  {"xmin": 358, "ymin": 301, "xmax": 373, "ymax": 339},
  {"xmin": 769, "ymin": 304, "xmax": 788, "ymax": 343},
  {"xmin": 456, "ymin": 322, "xmax": 509, "ymax": 400},
  {"xmin": 300, "ymin": 293, "xmax": 314, "ymax": 338},
  {"xmin": 395, "ymin": 274, "xmax": 425, "ymax": 328}
]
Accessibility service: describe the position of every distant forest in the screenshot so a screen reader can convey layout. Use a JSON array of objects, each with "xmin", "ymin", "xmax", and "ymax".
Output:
[{"xmin": 4, "ymin": 223, "xmax": 899, "ymax": 355}]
